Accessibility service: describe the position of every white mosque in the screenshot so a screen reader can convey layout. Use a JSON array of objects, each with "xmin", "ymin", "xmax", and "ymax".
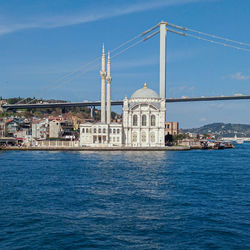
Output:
[{"xmin": 79, "ymin": 45, "xmax": 166, "ymax": 147}]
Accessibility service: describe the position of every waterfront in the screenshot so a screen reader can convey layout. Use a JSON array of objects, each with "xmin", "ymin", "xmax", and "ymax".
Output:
[{"xmin": 0, "ymin": 145, "xmax": 249, "ymax": 249}]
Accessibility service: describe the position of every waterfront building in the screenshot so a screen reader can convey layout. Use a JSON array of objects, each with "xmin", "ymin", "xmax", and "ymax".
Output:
[
  {"xmin": 32, "ymin": 119, "xmax": 49, "ymax": 140},
  {"xmin": 49, "ymin": 120, "xmax": 62, "ymax": 138},
  {"xmin": 165, "ymin": 122, "xmax": 179, "ymax": 136},
  {"xmin": 0, "ymin": 118, "xmax": 6, "ymax": 137},
  {"xmin": 123, "ymin": 83, "xmax": 166, "ymax": 147},
  {"xmin": 79, "ymin": 45, "xmax": 166, "ymax": 148}
]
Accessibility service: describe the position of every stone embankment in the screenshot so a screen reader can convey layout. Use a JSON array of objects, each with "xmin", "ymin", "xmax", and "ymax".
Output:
[{"xmin": 1, "ymin": 146, "xmax": 190, "ymax": 151}]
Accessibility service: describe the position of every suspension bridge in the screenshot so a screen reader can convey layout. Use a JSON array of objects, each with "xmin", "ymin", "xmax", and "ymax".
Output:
[{"xmin": 1, "ymin": 21, "xmax": 250, "ymax": 115}]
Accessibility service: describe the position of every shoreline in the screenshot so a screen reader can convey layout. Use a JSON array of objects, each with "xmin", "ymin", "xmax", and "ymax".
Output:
[{"xmin": 1, "ymin": 146, "xmax": 190, "ymax": 151}]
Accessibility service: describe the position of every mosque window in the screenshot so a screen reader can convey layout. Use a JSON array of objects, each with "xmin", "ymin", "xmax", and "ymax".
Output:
[
  {"xmin": 98, "ymin": 128, "xmax": 101, "ymax": 133},
  {"xmin": 133, "ymin": 115, "xmax": 138, "ymax": 126},
  {"xmin": 82, "ymin": 128, "xmax": 85, "ymax": 133},
  {"xmin": 151, "ymin": 115, "xmax": 156, "ymax": 126},
  {"xmin": 142, "ymin": 115, "xmax": 147, "ymax": 126},
  {"xmin": 150, "ymin": 132, "xmax": 155, "ymax": 143},
  {"xmin": 86, "ymin": 128, "xmax": 88, "ymax": 133},
  {"xmin": 141, "ymin": 131, "xmax": 146, "ymax": 142},
  {"xmin": 117, "ymin": 137, "xmax": 119, "ymax": 142},
  {"xmin": 132, "ymin": 132, "xmax": 137, "ymax": 142},
  {"xmin": 117, "ymin": 129, "xmax": 120, "ymax": 134},
  {"xmin": 94, "ymin": 128, "xmax": 96, "ymax": 133},
  {"xmin": 103, "ymin": 128, "xmax": 106, "ymax": 133},
  {"xmin": 113, "ymin": 129, "xmax": 116, "ymax": 134}
]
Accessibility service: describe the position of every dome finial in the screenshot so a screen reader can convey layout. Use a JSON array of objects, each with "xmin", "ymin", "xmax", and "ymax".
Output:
[{"xmin": 144, "ymin": 81, "xmax": 147, "ymax": 89}]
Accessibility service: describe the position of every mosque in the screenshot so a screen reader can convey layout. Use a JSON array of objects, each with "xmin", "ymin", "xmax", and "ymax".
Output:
[{"xmin": 79, "ymin": 45, "xmax": 166, "ymax": 147}]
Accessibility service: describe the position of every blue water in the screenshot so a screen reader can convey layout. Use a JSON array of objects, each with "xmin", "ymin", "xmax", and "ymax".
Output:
[{"xmin": 0, "ymin": 145, "xmax": 249, "ymax": 249}]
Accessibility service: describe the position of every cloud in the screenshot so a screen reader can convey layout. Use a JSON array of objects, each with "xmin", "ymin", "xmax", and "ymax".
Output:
[
  {"xmin": 0, "ymin": 0, "xmax": 208, "ymax": 36},
  {"xmin": 229, "ymin": 72, "xmax": 250, "ymax": 81}
]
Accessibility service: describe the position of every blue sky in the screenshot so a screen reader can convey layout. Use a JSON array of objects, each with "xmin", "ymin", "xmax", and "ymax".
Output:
[{"xmin": 0, "ymin": 0, "xmax": 249, "ymax": 128}]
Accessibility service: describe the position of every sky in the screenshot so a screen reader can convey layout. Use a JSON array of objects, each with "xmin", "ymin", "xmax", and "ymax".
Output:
[{"xmin": 0, "ymin": 0, "xmax": 249, "ymax": 128}]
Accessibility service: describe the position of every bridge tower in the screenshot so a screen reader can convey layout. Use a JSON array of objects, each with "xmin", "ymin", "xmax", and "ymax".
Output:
[{"xmin": 159, "ymin": 21, "xmax": 167, "ymax": 100}]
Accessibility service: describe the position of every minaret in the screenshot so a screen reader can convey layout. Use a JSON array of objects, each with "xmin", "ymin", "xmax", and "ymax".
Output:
[
  {"xmin": 106, "ymin": 51, "xmax": 112, "ymax": 124},
  {"xmin": 100, "ymin": 43, "xmax": 106, "ymax": 123}
]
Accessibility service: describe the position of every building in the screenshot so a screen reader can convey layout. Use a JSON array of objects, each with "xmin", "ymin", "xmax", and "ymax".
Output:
[
  {"xmin": 123, "ymin": 83, "xmax": 165, "ymax": 147},
  {"xmin": 5, "ymin": 118, "xmax": 23, "ymax": 137},
  {"xmin": 80, "ymin": 45, "xmax": 166, "ymax": 148},
  {"xmin": 0, "ymin": 118, "xmax": 6, "ymax": 137},
  {"xmin": 49, "ymin": 120, "xmax": 62, "ymax": 138},
  {"xmin": 32, "ymin": 119, "xmax": 49, "ymax": 140},
  {"xmin": 165, "ymin": 122, "xmax": 179, "ymax": 136}
]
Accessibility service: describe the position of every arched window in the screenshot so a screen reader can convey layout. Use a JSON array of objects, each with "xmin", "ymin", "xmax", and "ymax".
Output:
[
  {"xmin": 103, "ymin": 128, "xmax": 106, "ymax": 133},
  {"xmin": 86, "ymin": 128, "xmax": 88, "ymax": 133},
  {"xmin": 151, "ymin": 115, "xmax": 156, "ymax": 126},
  {"xmin": 150, "ymin": 132, "xmax": 155, "ymax": 143},
  {"xmin": 133, "ymin": 114, "xmax": 138, "ymax": 126},
  {"xmin": 94, "ymin": 128, "xmax": 96, "ymax": 133},
  {"xmin": 98, "ymin": 128, "xmax": 101, "ymax": 133},
  {"xmin": 141, "ymin": 131, "xmax": 146, "ymax": 142},
  {"xmin": 132, "ymin": 132, "xmax": 137, "ymax": 142},
  {"xmin": 142, "ymin": 115, "xmax": 147, "ymax": 126},
  {"xmin": 82, "ymin": 128, "xmax": 85, "ymax": 133}
]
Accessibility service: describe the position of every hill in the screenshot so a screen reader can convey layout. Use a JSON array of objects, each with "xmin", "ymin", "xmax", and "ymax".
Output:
[{"xmin": 184, "ymin": 123, "xmax": 250, "ymax": 137}]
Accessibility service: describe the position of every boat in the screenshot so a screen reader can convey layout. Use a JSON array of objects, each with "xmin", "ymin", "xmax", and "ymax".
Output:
[
  {"xmin": 236, "ymin": 138, "xmax": 244, "ymax": 144},
  {"xmin": 234, "ymin": 135, "xmax": 244, "ymax": 144}
]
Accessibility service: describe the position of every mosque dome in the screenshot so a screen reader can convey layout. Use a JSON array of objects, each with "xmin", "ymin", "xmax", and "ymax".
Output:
[{"xmin": 131, "ymin": 82, "xmax": 159, "ymax": 99}]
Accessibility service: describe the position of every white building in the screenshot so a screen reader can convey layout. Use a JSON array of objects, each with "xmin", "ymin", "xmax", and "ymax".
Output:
[
  {"xmin": 79, "ymin": 45, "xmax": 166, "ymax": 148},
  {"xmin": 32, "ymin": 119, "xmax": 49, "ymax": 140},
  {"xmin": 123, "ymin": 83, "xmax": 165, "ymax": 147}
]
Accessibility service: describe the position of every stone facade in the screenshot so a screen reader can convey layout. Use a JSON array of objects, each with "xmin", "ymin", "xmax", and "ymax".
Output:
[
  {"xmin": 80, "ymin": 84, "xmax": 166, "ymax": 148},
  {"xmin": 32, "ymin": 119, "xmax": 49, "ymax": 140},
  {"xmin": 165, "ymin": 122, "xmax": 179, "ymax": 136},
  {"xmin": 0, "ymin": 119, "xmax": 6, "ymax": 137},
  {"xmin": 49, "ymin": 120, "xmax": 62, "ymax": 138},
  {"xmin": 80, "ymin": 122, "xmax": 122, "ymax": 147},
  {"xmin": 123, "ymin": 86, "xmax": 166, "ymax": 147},
  {"xmin": 79, "ymin": 45, "xmax": 166, "ymax": 148}
]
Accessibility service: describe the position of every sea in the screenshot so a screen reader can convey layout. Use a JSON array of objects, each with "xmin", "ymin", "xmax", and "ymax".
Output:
[{"xmin": 0, "ymin": 145, "xmax": 249, "ymax": 249}]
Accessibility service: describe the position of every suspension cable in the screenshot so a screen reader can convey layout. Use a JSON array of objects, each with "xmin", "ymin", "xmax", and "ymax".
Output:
[
  {"xmin": 187, "ymin": 27, "xmax": 250, "ymax": 48},
  {"xmin": 15, "ymin": 23, "xmax": 160, "ymax": 104},
  {"xmin": 187, "ymin": 33, "xmax": 250, "ymax": 52},
  {"xmin": 167, "ymin": 22, "xmax": 250, "ymax": 48},
  {"xmin": 48, "ymin": 36, "xmax": 156, "ymax": 92}
]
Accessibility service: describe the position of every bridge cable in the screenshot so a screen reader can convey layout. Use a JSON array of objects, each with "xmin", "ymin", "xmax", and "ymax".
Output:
[
  {"xmin": 167, "ymin": 22, "xmax": 250, "ymax": 48},
  {"xmin": 51, "ymin": 33, "xmax": 158, "ymax": 91},
  {"xmin": 187, "ymin": 33, "xmax": 250, "ymax": 53},
  {"xmin": 166, "ymin": 27, "xmax": 250, "ymax": 53},
  {"xmin": 15, "ymin": 24, "xmax": 160, "ymax": 104}
]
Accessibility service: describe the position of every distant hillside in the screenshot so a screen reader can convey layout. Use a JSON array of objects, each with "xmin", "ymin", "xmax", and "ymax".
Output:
[{"xmin": 184, "ymin": 123, "xmax": 250, "ymax": 137}]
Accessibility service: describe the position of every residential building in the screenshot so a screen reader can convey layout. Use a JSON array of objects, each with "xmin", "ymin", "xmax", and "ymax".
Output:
[{"xmin": 165, "ymin": 122, "xmax": 179, "ymax": 136}]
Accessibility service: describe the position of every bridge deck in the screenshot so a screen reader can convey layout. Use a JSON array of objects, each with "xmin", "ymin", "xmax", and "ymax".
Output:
[{"xmin": 2, "ymin": 95, "xmax": 250, "ymax": 110}]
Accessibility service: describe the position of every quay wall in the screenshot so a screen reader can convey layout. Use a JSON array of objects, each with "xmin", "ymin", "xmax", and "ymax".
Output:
[{"xmin": 1, "ymin": 146, "xmax": 190, "ymax": 151}]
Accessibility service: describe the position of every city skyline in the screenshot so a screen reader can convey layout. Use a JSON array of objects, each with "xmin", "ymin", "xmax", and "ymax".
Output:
[{"xmin": 0, "ymin": 0, "xmax": 250, "ymax": 128}]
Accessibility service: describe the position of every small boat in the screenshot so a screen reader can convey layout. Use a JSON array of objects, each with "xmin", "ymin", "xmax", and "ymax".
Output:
[
  {"xmin": 234, "ymin": 135, "xmax": 244, "ymax": 144},
  {"xmin": 236, "ymin": 138, "xmax": 244, "ymax": 144}
]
